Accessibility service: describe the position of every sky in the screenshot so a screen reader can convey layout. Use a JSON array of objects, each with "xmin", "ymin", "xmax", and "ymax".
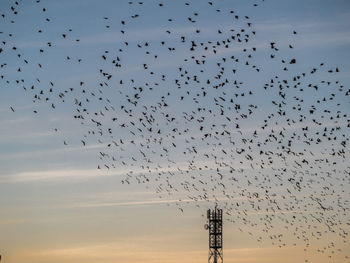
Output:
[{"xmin": 0, "ymin": 0, "xmax": 350, "ymax": 262}]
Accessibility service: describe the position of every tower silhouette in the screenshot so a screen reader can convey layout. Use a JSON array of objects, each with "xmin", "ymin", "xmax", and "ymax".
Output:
[{"xmin": 205, "ymin": 206, "xmax": 223, "ymax": 263}]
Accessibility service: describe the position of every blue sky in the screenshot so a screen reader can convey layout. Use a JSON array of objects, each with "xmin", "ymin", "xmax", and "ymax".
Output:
[{"xmin": 0, "ymin": 0, "xmax": 350, "ymax": 262}]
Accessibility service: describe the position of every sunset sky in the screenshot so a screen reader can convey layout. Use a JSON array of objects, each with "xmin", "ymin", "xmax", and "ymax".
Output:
[{"xmin": 0, "ymin": 0, "xmax": 349, "ymax": 262}]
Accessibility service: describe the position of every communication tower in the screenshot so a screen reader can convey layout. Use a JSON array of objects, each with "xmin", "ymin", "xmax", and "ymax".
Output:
[{"xmin": 204, "ymin": 206, "xmax": 223, "ymax": 263}]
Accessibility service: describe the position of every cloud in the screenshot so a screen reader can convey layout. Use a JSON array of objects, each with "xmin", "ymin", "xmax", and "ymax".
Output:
[
  {"xmin": 67, "ymin": 198, "xmax": 188, "ymax": 208},
  {"xmin": 15, "ymin": 240, "xmax": 308, "ymax": 263},
  {"xmin": 0, "ymin": 157, "xmax": 252, "ymax": 183},
  {"xmin": 0, "ymin": 168, "xmax": 105, "ymax": 183},
  {"xmin": 0, "ymin": 218, "xmax": 27, "ymax": 225}
]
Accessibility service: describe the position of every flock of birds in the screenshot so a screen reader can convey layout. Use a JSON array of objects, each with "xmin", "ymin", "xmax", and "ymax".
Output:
[{"xmin": 1, "ymin": 0, "xmax": 349, "ymax": 262}]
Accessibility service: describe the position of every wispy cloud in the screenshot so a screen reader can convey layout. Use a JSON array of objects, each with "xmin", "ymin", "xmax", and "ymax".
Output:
[
  {"xmin": 0, "ymin": 218, "xmax": 27, "ymax": 225},
  {"xmin": 0, "ymin": 168, "xmax": 104, "ymax": 183},
  {"xmin": 67, "ymin": 198, "xmax": 187, "ymax": 208},
  {"xmin": 19, "ymin": 240, "xmax": 308, "ymax": 263},
  {"xmin": 0, "ymin": 157, "xmax": 251, "ymax": 183}
]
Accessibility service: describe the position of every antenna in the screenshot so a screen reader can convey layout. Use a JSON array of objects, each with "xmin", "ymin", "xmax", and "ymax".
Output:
[{"xmin": 205, "ymin": 206, "xmax": 223, "ymax": 263}]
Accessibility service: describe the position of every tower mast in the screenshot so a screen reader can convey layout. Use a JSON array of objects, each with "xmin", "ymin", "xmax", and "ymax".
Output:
[{"xmin": 205, "ymin": 206, "xmax": 223, "ymax": 263}]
